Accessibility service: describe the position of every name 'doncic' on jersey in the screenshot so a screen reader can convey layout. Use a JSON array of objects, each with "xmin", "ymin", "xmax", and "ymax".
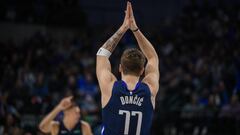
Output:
[{"xmin": 120, "ymin": 95, "xmax": 144, "ymax": 106}]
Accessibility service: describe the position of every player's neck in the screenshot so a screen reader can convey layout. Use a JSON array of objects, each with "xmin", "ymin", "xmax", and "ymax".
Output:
[
  {"xmin": 122, "ymin": 75, "xmax": 140, "ymax": 90},
  {"xmin": 122, "ymin": 74, "xmax": 139, "ymax": 82},
  {"xmin": 63, "ymin": 116, "xmax": 78, "ymax": 131}
]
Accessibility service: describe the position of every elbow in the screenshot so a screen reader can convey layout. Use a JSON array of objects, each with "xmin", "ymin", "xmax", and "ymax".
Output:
[
  {"xmin": 148, "ymin": 56, "xmax": 159, "ymax": 64},
  {"xmin": 153, "ymin": 52, "xmax": 159, "ymax": 61},
  {"xmin": 38, "ymin": 123, "xmax": 48, "ymax": 133},
  {"xmin": 147, "ymin": 52, "xmax": 159, "ymax": 62},
  {"xmin": 38, "ymin": 123, "xmax": 44, "ymax": 132}
]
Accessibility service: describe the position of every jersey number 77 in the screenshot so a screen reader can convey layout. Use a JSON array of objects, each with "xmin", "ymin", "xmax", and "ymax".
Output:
[{"xmin": 119, "ymin": 110, "xmax": 143, "ymax": 135}]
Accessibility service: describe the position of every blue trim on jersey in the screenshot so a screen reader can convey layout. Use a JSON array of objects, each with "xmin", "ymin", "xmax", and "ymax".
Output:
[
  {"xmin": 101, "ymin": 126, "xmax": 105, "ymax": 135},
  {"xmin": 121, "ymin": 80, "xmax": 140, "ymax": 92},
  {"xmin": 58, "ymin": 120, "xmax": 82, "ymax": 135}
]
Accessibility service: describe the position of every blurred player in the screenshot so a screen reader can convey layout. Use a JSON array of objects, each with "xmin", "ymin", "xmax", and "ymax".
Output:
[
  {"xmin": 96, "ymin": 2, "xmax": 159, "ymax": 135},
  {"xmin": 39, "ymin": 96, "xmax": 92, "ymax": 135}
]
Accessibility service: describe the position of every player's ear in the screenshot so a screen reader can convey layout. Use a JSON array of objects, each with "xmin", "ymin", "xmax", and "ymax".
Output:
[
  {"xmin": 119, "ymin": 64, "xmax": 123, "ymax": 73},
  {"xmin": 140, "ymin": 68, "xmax": 144, "ymax": 76}
]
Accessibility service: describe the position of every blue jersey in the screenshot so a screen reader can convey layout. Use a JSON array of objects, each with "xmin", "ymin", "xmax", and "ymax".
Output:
[
  {"xmin": 102, "ymin": 80, "xmax": 154, "ymax": 135},
  {"xmin": 58, "ymin": 120, "xmax": 82, "ymax": 135}
]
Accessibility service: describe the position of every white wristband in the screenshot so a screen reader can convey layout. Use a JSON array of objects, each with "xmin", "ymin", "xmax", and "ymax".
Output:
[{"xmin": 96, "ymin": 48, "xmax": 112, "ymax": 58}]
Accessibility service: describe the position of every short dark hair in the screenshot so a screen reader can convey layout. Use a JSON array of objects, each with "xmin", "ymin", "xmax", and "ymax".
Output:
[
  {"xmin": 64, "ymin": 102, "xmax": 77, "ymax": 111},
  {"xmin": 120, "ymin": 48, "xmax": 146, "ymax": 76},
  {"xmin": 64, "ymin": 97, "xmax": 79, "ymax": 111}
]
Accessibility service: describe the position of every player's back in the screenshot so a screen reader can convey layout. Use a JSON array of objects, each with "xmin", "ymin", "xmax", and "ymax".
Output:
[{"xmin": 102, "ymin": 80, "xmax": 154, "ymax": 135}]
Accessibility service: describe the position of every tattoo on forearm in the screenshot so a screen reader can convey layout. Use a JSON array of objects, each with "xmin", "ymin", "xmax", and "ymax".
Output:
[{"xmin": 102, "ymin": 30, "xmax": 124, "ymax": 52}]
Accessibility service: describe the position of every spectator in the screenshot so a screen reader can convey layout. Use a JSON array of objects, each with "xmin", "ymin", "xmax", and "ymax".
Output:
[
  {"xmin": 219, "ymin": 95, "xmax": 240, "ymax": 119},
  {"xmin": 181, "ymin": 94, "xmax": 204, "ymax": 118}
]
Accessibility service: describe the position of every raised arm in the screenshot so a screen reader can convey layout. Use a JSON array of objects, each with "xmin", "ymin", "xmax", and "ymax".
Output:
[
  {"xmin": 129, "ymin": 3, "xmax": 159, "ymax": 96},
  {"xmin": 39, "ymin": 96, "xmax": 73, "ymax": 133},
  {"xmin": 96, "ymin": 2, "xmax": 130, "ymax": 106}
]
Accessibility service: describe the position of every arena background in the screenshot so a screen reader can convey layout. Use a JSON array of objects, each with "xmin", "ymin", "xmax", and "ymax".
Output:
[{"xmin": 0, "ymin": 0, "xmax": 240, "ymax": 135}]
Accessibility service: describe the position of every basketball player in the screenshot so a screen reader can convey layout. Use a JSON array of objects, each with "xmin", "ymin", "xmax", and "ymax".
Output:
[
  {"xmin": 96, "ymin": 2, "xmax": 159, "ymax": 135},
  {"xmin": 39, "ymin": 96, "xmax": 92, "ymax": 135}
]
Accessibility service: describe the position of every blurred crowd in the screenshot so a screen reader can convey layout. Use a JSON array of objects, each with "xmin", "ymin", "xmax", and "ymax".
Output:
[
  {"xmin": 153, "ymin": 0, "xmax": 240, "ymax": 134},
  {"xmin": 1, "ymin": 0, "xmax": 240, "ymax": 135},
  {"xmin": 0, "ymin": 0, "xmax": 85, "ymax": 26},
  {"xmin": 157, "ymin": 0, "xmax": 240, "ymax": 116}
]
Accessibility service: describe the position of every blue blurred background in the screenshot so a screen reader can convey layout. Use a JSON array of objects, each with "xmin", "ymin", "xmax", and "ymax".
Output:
[{"xmin": 0, "ymin": 0, "xmax": 240, "ymax": 135}]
